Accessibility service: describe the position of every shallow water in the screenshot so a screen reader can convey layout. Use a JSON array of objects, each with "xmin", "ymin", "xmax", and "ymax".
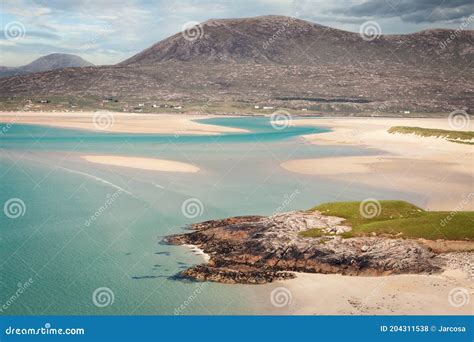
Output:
[{"xmin": 0, "ymin": 117, "xmax": 411, "ymax": 315}]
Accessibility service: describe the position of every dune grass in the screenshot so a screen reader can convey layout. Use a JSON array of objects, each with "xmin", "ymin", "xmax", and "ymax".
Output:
[
  {"xmin": 448, "ymin": 139, "xmax": 474, "ymax": 145},
  {"xmin": 301, "ymin": 200, "xmax": 474, "ymax": 241},
  {"xmin": 388, "ymin": 126, "xmax": 474, "ymax": 142}
]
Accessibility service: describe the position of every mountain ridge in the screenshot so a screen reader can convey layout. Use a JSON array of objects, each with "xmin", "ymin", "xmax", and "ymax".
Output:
[{"xmin": 120, "ymin": 15, "xmax": 473, "ymax": 66}]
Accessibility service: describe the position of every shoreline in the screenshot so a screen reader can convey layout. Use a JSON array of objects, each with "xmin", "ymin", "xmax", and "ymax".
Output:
[
  {"xmin": 271, "ymin": 268, "xmax": 472, "ymax": 315},
  {"xmin": 183, "ymin": 244, "xmax": 211, "ymax": 262},
  {"xmin": 0, "ymin": 111, "xmax": 247, "ymax": 135},
  {"xmin": 81, "ymin": 155, "xmax": 200, "ymax": 173},
  {"xmin": 284, "ymin": 117, "xmax": 474, "ymax": 211}
]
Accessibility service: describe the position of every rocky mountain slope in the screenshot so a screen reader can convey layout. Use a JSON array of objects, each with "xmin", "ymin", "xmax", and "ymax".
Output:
[
  {"xmin": 0, "ymin": 53, "xmax": 94, "ymax": 78},
  {"xmin": 121, "ymin": 16, "xmax": 473, "ymax": 67},
  {"xmin": 1, "ymin": 16, "xmax": 472, "ymax": 113}
]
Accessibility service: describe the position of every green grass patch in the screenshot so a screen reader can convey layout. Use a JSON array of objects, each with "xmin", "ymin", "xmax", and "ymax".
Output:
[
  {"xmin": 302, "ymin": 200, "xmax": 474, "ymax": 241},
  {"xmin": 448, "ymin": 139, "xmax": 474, "ymax": 145},
  {"xmin": 354, "ymin": 212, "xmax": 474, "ymax": 240},
  {"xmin": 388, "ymin": 126, "xmax": 474, "ymax": 142},
  {"xmin": 300, "ymin": 229, "xmax": 326, "ymax": 238}
]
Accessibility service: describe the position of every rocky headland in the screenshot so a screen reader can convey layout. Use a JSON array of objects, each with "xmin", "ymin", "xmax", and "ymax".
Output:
[{"xmin": 165, "ymin": 211, "xmax": 452, "ymax": 284}]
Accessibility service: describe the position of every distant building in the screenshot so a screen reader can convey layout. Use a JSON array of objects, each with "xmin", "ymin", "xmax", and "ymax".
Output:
[
  {"xmin": 403, "ymin": 110, "xmax": 411, "ymax": 114},
  {"xmin": 254, "ymin": 105, "xmax": 260, "ymax": 109},
  {"xmin": 263, "ymin": 106, "xmax": 274, "ymax": 110},
  {"xmin": 38, "ymin": 99, "xmax": 50, "ymax": 104}
]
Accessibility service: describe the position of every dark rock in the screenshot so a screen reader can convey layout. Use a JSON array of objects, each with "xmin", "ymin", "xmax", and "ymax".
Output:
[{"xmin": 167, "ymin": 211, "xmax": 440, "ymax": 284}]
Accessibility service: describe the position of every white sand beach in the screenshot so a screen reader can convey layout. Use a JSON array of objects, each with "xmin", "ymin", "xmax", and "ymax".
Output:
[
  {"xmin": 183, "ymin": 244, "xmax": 211, "ymax": 262},
  {"xmin": 282, "ymin": 118, "xmax": 474, "ymax": 210},
  {"xmin": 0, "ymin": 112, "xmax": 247, "ymax": 135},
  {"xmin": 269, "ymin": 268, "xmax": 473, "ymax": 315},
  {"xmin": 81, "ymin": 155, "xmax": 200, "ymax": 173}
]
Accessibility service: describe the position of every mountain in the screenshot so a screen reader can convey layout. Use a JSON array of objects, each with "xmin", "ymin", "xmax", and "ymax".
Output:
[
  {"xmin": 0, "ymin": 53, "xmax": 94, "ymax": 78},
  {"xmin": 120, "ymin": 16, "xmax": 472, "ymax": 67},
  {"xmin": 0, "ymin": 16, "xmax": 472, "ymax": 114}
]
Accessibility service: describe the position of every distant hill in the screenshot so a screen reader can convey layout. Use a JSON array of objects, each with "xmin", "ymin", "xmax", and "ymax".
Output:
[
  {"xmin": 0, "ymin": 53, "xmax": 94, "ymax": 78},
  {"xmin": 0, "ymin": 16, "xmax": 472, "ymax": 114}
]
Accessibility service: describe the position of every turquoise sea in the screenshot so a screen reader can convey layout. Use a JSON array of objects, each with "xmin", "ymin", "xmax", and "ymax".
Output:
[{"xmin": 0, "ymin": 117, "xmax": 414, "ymax": 315}]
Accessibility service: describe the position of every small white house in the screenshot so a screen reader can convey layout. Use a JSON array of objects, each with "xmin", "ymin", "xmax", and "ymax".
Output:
[
  {"xmin": 138, "ymin": 103, "xmax": 144, "ymax": 107},
  {"xmin": 254, "ymin": 105, "xmax": 260, "ymax": 109},
  {"xmin": 263, "ymin": 106, "xmax": 274, "ymax": 110},
  {"xmin": 403, "ymin": 110, "xmax": 410, "ymax": 114}
]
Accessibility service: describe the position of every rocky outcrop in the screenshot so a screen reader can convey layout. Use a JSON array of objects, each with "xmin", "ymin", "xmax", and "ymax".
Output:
[{"xmin": 166, "ymin": 211, "xmax": 440, "ymax": 284}]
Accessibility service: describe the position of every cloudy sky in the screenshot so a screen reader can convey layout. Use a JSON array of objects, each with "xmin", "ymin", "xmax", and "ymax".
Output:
[{"xmin": 1, "ymin": 0, "xmax": 473, "ymax": 66}]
